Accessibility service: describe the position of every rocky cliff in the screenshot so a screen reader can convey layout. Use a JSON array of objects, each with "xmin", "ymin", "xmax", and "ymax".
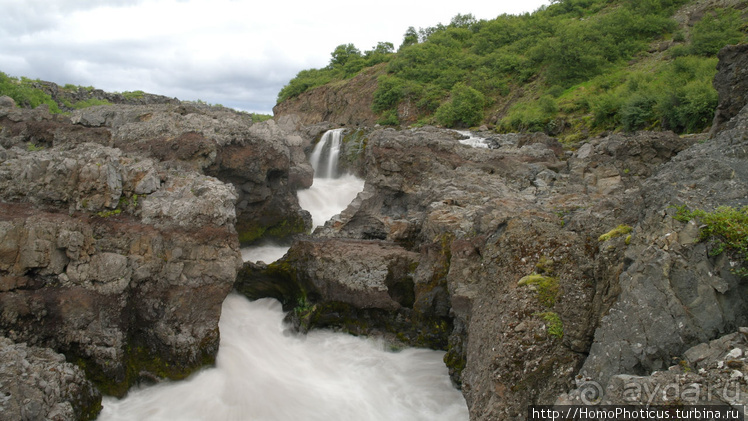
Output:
[
  {"xmin": 242, "ymin": 43, "xmax": 748, "ymax": 420},
  {"xmin": 0, "ymin": 98, "xmax": 313, "ymax": 419},
  {"xmin": 272, "ymin": 65, "xmax": 384, "ymax": 127}
]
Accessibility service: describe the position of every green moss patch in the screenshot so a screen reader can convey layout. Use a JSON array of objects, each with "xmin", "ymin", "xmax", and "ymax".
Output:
[
  {"xmin": 598, "ymin": 224, "xmax": 633, "ymax": 242},
  {"xmin": 673, "ymin": 205, "xmax": 748, "ymax": 276},
  {"xmin": 518, "ymin": 273, "xmax": 560, "ymax": 307},
  {"xmin": 534, "ymin": 311, "xmax": 564, "ymax": 339}
]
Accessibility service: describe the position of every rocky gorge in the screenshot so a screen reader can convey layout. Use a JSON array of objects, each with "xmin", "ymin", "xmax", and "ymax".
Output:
[
  {"xmin": 0, "ymin": 42, "xmax": 746, "ymax": 421},
  {"xmin": 243, "ymin": 43, "xmax": 748, "ymax": 420}
]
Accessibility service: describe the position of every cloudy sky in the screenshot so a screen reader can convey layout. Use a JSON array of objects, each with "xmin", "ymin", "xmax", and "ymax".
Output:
[{"xmin": 1, "ymin": 0, "xmax": 549, "ymax": 114}]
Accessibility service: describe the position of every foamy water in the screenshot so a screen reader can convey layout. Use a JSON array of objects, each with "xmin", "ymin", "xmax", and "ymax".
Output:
[
  {"xmin": 240, "ymin": 244, "xmax": 290, "ymax": 264},
  {"xmin": 99, "ymin": 130, "xmax": 468, "ymax": 420},
  {"xmin": 297, "ymin": 174, "xmax": 365, "ymax": 229},
  {"xmin": 455, "ymin": 130, "xmax": 489, "ymax": 148},
  {"xmin": 98, "ymin": 295, "xmax": 468, "ymax": 421}
]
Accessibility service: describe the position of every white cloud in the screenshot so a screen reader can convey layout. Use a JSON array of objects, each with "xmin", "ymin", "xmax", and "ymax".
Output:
[{"xmin": 0, "ymin": 0, "xmax": 549, "ymax": 114}]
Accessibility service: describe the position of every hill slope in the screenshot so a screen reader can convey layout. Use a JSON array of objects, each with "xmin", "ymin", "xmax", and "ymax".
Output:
[{"xmin": 274, "ymin": 0, "xmax": 748, "ymax": 141}]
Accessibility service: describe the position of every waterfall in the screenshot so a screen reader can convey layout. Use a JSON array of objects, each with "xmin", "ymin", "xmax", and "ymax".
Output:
[
  {"xmin": 99, "ymin": 128, "xmax": 468, "ymax": 421},
  {"xmin": 298, "ymin": 128, "xmax": 364, "ymax": 229},
  {"xmin": 309, "ymin": 128, "xmax": 345, "ymax": 179}
]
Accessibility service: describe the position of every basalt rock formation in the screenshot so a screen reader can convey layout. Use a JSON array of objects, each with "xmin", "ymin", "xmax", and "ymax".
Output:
[
  {"xmin": 0, "ymin": 98, "xmax": 313, "ymax": 419},
  {"xmin": 241, "ymin": 44, "xmax": 748, "ymax": 420}
]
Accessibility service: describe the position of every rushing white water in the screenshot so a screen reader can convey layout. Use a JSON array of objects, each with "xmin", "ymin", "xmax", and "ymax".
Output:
[
  {"xmin": 297, "ymin": 174, "xmax": 365, "ymax": 229},
  {"xmin": 240, "ymin": 244, "xmax": 290, "ymax": 264},
  {"xmin": 455, "ymin": 130, "xmax": 489, "ymax": 148},
  {"xmin": 99, "ymin": 295, "xmax": 468, "ymax": 421},
  {"xmin": 309, "ymin": 128, "xmax": 345, "ymax": 179},
  {"xmin": 100, "ymin": 129, "xmax": 468, "ymax": 420}
]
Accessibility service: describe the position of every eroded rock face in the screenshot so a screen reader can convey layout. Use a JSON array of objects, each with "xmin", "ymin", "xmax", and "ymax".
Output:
[
  {"xmin": 577, "ymin": 102, "xmax": 748, "ymax": 390},
  {"xmin": 273, "ymin": 65, "xmax": 384, "ymax": 127},
  {"xmin": 0, "ymin": 104, "xmax": 254, "ymax": 408}
]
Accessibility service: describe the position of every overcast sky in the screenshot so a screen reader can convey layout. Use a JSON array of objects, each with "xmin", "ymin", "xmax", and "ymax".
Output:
[{"xmin": 1, "ymin": 0, "xmax": 549, "ymax": 114}]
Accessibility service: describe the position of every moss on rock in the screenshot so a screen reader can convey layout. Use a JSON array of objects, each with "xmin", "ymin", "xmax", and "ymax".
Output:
[
  {"xmin": 518, "ymin": 273, "xmax": 560, "ymax": 307},
  {"xmin": 598, "ymin": 224, "xmax": 633, "ymax": 242},
  {"xmin": 237, "ymin": 213, "xmax": 309, "ymax": 245}
]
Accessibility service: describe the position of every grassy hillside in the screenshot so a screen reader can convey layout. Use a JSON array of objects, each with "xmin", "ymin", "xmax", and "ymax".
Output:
[{"xmin": 277, "ymin": 0, "xmax": 748, "ymax": 141}]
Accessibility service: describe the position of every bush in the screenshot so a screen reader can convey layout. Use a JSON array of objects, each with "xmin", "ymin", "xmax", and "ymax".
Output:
[
  {"xmin": 690, "ymin": 9, "xmax": 744, "ymax": 56},
  {"xmin": 590, "ymin": 93, "xmax": 622, "ymax": 129},
  {"xmin": 621, "ymin": 94, "xmax": 657, "ymax": 131},
  {"xmin": 376, "ymin": 110, "xmax": 400, "ymax": 126},
  {"xmin": 372, "ymin": 76, "xmax": 404, "ymax": 113},
  {"xmin": 501, "ymin": 98, "xmax": 556, "ymax": 133},
  {"xmin": 435, "ymin": 83, "xmax": 484, "ymax": 128}
]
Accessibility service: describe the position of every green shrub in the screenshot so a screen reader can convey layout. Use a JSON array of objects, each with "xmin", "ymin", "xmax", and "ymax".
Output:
[
  {"xmin": 372, "ymin": 76, "xmax": 404, "ymax": 113},
  {"xmin": 376, "ymin": 110, "xmax": 400, "ymax": 126},
  {"xmin": 591, "ymin": 93, "xmax": 623, "ymax": 129},
  {"xmin": 691, "ymin": 9, "xmax": 745, "ymax": 56},
  {"xmin": 435, "ymin": 83, "xmax": 484, "ymax": 128},
  {"xmin": 621, "ymin": 94, "xmax": 657, "ymax": 131}
]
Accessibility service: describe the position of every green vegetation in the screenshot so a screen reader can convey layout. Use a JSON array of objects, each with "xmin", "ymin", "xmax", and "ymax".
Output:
[
  {"xmin": 278, "ymin": 41, "xmax": 396, "ymax": 103},
  {"xmin": 0, "ymin": 72, "xmax": 61, "ymax": 112},
  {"xmin": 26, "ymin": 142, "xmax": 44, "ymax": 152},
  {"xmin": 518, "ymin": 273, "xmax": 560, "ymax": 307},
  {"xmin": 122, "ymin": 90, "xmax": 145, "ymax": 100},
  {"xmin": 599, "ymin": 224, "xmax": 633, "ymax": 242},
  {"xmin": 674, "ymin": 205, "xmax": 748, "ymax": 276},
  {"xmin": 277, "ymin": 0, "xmax": 747, "ymax": 137},
  {"xmin": 249, "ymin": 113, "xmax": 273, "ymax": 124},
  {"xmin": 535, "ymin": 311, "xmax": 564, "ymax": 339}
]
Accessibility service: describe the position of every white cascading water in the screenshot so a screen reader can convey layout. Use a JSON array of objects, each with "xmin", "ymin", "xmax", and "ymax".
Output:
[
  {"xmin": 298, "ymin": 128, "xmax": 364, "ymax": 229},
  {"xmin": 455, "ymin": 130, "xmax": 489, "ymax": 148},
  {"xmin": 309, "ymin": 128, "xmax": 344, "ymax": 179},
  {"xmin": 98, "ymin": 129, "xmax": 469, "ymax": 421}
]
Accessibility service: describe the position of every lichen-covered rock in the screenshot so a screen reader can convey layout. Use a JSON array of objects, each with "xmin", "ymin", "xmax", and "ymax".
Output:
[{"xmin": 0, "ymin": 337, "xmax": 101, "ymax": 421}]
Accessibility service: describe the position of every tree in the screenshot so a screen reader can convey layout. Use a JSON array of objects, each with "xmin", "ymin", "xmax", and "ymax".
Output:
[
  {"xmin": 330, "ymin": 44, "xmax": 362, "ymax": 67},
  {"xmin": 450, "ymin": 13, "xmax": 478, "ymax": 29},
  {"xmin": 399, "ymin": 27, "xmax": 419, "ymax": 51}
]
